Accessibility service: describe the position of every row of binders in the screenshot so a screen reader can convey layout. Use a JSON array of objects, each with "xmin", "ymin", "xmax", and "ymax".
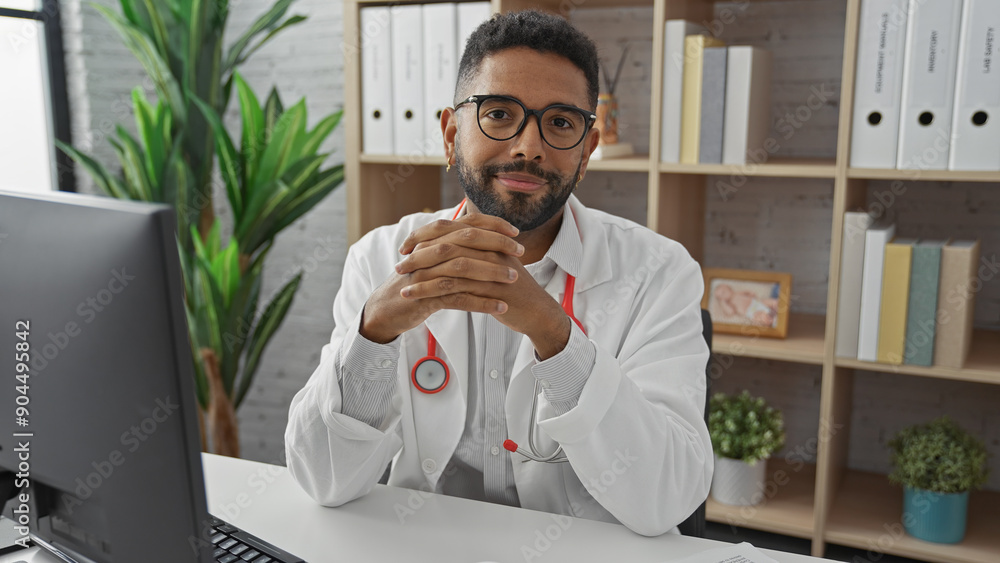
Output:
[
  {"xmin": 360, "ymin": 3, "xmax": 491, "ymax": 157},
  {"xmin": 835, "ymin": 212, "xmax": 982, "ymax": 368},
  {"xmin": 851, "ymin": 0, "xmax": 1000, "ymax": 171},
  {"xmin": 660, "ymin": 21, "xmax": 772, "ymax": 166}
]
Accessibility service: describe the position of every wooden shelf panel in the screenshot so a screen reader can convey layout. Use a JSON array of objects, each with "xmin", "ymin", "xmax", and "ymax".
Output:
[
  {"xmin": 586, "ymin": 155, "xmax": 650, "ymax": 172},
  {"xmin": 659, "ymin": 158, "xmax": 836, "ymax": 179},
  {"xmin": 835, "ymin": 330, "xmax": 1000, "ymax": 385},
  {"xmin": 847, "ymin": 168, "xmax": 1000, "ymax": 183},
  {"xmin": 707, "ymin": 459, "xmax": 816, "ymax": 539},
  {"xmin": 825, "ymin": 469, "xmax": 1000, "ymax": 563},
  {"xmin": 711, "ymin": 313, "xmax": 826, "ymax": 365},
  {"xmin": 359, "ymin": 154, "xmax": 448, "ymax": 166}
]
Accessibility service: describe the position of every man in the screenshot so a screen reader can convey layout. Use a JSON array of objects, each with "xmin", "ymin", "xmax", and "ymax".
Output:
[{"xmin": 285, "ymin": 10, "xmax": 711, "ymax": 536}]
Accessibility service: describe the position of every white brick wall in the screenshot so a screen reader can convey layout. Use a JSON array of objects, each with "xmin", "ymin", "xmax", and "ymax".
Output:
[
  {"xmin": 60, "ymin": 0, "xmax": 347, "ymax": 463},
  {"xmin": 61, "ymin": 0, "xmax": 999, "ymax": 492}
]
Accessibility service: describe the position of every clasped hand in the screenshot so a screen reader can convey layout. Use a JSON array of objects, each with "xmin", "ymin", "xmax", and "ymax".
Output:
[{"xmin": 360, "ymin": 214, "xmax": 571, "ymax": 359}]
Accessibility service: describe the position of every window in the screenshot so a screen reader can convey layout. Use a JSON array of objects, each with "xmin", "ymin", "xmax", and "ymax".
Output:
[{"xmin": 0, "ymin": 1, "xmax": 73, "ymax": 192}]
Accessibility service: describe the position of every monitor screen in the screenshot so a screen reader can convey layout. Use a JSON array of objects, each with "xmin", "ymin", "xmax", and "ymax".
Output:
[{"xmin": 0, "ymin": 190, "xmax": 213, "ymax": 561}]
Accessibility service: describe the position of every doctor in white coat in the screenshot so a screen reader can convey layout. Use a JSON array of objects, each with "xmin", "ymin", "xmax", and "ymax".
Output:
[{"xmin": 285, "ymin": 10, "xmax": 712, "ymax": 536}]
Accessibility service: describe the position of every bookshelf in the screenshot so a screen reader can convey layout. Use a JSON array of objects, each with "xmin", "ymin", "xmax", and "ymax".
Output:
[{"xmin": 342, "ymin": 0, "xmax": 1000, "ymax": 560}]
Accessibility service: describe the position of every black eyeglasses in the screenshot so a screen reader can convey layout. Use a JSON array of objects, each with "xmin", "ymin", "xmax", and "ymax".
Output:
[{"xmin": 454, "ymin": 94, "xmax": 597, "ymax": 150}]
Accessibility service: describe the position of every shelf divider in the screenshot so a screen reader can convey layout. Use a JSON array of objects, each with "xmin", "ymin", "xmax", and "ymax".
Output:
[
  {"xmin": 711, "ymin": 313, "xmax": 826, "ymax": 365},
  {"xmin": 706, "ymin": 459, "xmax": 817, "ymax": 539},
  {"xmin": 659, "ymin": 157, "xmax": 837, "ymax": 179},
  {"xmin": 835, "ymin": 330, "xmax": 1000, "ymax": 385}
]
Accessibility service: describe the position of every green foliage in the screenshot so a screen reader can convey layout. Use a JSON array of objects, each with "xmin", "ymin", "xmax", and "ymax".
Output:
[
  {"xmin": 709, "ymin": 391, "xmax": 785, "ymax": 465},
  {"xmin": 888, "ymin": 417, "xmax": 990, "ymax": 494},
  {"xmin": 58, "ymin": 0, "xmax": 342, "ymax": 414}
]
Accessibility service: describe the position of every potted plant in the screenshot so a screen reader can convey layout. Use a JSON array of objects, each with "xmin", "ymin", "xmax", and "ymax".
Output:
[
  {"xmin": 57, "ymin": 0, "xmax": 344, "ymax": 457},
  {"xmin": 888, "ymin": 416, "xmax": 989, "ymax": 544},
  {"xmin": 709, "ymin": 390, "xmax": 785, "ymax": 506}
]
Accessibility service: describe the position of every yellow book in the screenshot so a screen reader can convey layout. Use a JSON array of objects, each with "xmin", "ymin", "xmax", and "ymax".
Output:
[
  {"xmin": 877, "ymin": 238, "xmax": 916, "ymax": 364},
  {"xmin": 680, "ymin": 34, "xmax": 725, "ymax": 164}
]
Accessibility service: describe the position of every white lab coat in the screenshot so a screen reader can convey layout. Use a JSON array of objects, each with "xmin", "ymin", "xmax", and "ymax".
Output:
[{"xmin": 285, "ymin": 195, "xmax": 713, "ymax": 536}]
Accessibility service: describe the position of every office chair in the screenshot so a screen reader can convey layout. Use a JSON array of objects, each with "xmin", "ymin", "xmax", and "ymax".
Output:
[{"xmin": 676, "ymin": 308, "xmax": 712, "ymax": 538}]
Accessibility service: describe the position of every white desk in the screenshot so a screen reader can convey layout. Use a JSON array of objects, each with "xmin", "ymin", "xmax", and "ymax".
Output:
[{"xmin": 201, "ymin": 454, "xmax": 833, "ymax": 563}]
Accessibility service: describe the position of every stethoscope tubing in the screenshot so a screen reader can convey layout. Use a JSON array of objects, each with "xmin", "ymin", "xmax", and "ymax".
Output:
[{"xmin": 414, "ymin": 198, "xmax": 582, "ymax": 464}]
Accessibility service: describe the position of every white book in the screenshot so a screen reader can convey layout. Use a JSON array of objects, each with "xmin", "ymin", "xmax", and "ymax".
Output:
[
  {"xmin": 661, "ymin": 20, "xmax": 708, "ymax": 163},
  {"xmin": 948, "ymin": 0, "xmax": 1000, "ymax": 171},
  {"xmin": 849, "ymin": 0, "xmax": 909, "ymax": 169},
  {"xmin": 422, "ymin": 3, "xmax": 458, "ymax": 158},
  {"xmin": 722, "ymin": 46, "xmax": 772, "ymax": 165},
  {"xmin": 836, "ymin": 212, "xmax": 876, "ymax": 358},
  {"xmin": 360, "ymin": 7, "xmax": 394, "ymax": 156},
  {"xmin": 857, "ymin": 222, "xmax": 896, "ymax": 361},
  {"xmin": 896, "ymin": 0, "xmax": 964, "ymax": 170},
  {"xmin": 457, "ymin": 2, "xmax": 491, "ymax": 63},
  {"xmin": 391, "ymin": 5, "xmax": 424, "ymax": 155}
]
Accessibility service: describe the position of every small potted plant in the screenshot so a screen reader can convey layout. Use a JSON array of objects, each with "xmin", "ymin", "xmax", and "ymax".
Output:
[
  {"xmin": 888, "ymin": 417, "xmax": 989, "ymax": 544},
  {"xmin": 709, "ymin": 390, "xmax": 785, "ymax": 506}
]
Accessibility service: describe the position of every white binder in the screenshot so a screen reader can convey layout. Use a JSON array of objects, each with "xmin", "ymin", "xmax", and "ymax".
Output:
[
  {"xmin": 849, "ymin": 0, "xmax": 909, "ymax": 169},
  {"xmin": 722, "ymin": 46, "xmax": 772, "ymax": 165},
  {"xmin": 457, "ymin": 2, "xmax": 491, "ymax": 62},
  {"xmin": 391, "ymin": 5, "xmax": 425, "ymax": 156},
  {"xmin": 422, "ymin": 3, "xmax": 458, "ymax": 158},
  {"xmin": 857, "ymin": 222, "xmax": 896, "ymax": 362},
  {"xmin": 949, "ymin": 0, "xmax": 1000, "ymax": 171},
  {"xmin": 896, "ymin": 0, "xmax": 963, "ymax": 170},
  {"xmin": 660, "ymin": 20, "xmax": 708, "ymax": 164},
  {"xmin": 360, "ymin": 7, "xmax": 394, "ymax": 156}
]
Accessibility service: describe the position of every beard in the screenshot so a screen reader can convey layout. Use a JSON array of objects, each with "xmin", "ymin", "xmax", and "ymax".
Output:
[{"xmin": 455, "ymin": 151, "xmax": 581, "ymax": 232}]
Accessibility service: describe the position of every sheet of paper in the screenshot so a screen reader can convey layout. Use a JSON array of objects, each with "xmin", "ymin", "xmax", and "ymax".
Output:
[{"xmin": 664, "ymin": 542, "xmax": 781, "ymax": 563}]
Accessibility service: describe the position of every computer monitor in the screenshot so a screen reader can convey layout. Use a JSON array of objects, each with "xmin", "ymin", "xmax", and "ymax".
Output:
[{"xmin": 0, "ymin": 190, "xmax": 213, "ymax": 561}]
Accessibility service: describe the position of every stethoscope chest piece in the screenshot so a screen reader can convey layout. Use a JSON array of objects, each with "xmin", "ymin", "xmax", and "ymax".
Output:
[{"xmin": 411, "ymin": 355, "xmax": 449, "ymax": 394}]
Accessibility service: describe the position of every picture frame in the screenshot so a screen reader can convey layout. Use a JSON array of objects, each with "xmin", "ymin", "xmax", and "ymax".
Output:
[{"xmin": 701, "ymin": 268, "xmax": 792, "ymax": 339}]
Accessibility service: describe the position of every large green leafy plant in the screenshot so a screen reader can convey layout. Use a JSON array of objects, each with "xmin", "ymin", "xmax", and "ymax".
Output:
[
  {"xmin": 888, "ymin": 417, "xmax": 989, "ymax": 494},
  {"xmin": 58, "ymin": 0, "xmax": 343, "ymax": 456},
  {"xmin": 709, "ymin": 391, "xmax": 785, "ymax": 465}
]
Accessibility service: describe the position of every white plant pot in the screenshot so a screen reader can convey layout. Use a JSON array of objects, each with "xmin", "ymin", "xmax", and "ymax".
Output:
[{"xmin": 711, "ymin": 455, "xmax": 768, "ymax": 506}]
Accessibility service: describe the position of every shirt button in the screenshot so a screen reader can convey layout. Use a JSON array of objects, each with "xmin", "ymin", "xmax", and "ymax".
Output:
[
  {"xmin": 489, "ymin": 369, "xmax": 498, "ymax": 379},
  {"xmin": 422, "ymin": 459, "xmax": 437, "ymax": 474},
  {"xmin": 379, "ymin": 359, "xmax": 392, "ymax": 369},
  {"xmin": 539, "ymin": 379, "xmax": 551, "ymax": 389},
  {"xmin": 491, "ymin": 446, "xmax": 500, "ymax": 456}
]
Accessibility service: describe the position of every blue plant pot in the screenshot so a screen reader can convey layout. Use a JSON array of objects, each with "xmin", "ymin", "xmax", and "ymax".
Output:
[{"xmin": 902, "ymin": 487, "xmax": 969, "ymax": 544}]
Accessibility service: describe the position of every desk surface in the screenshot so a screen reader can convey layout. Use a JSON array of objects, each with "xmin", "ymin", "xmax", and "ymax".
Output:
[{"xmin": 201, "ymin": 454, "xmax": 833, "ymax": 563}]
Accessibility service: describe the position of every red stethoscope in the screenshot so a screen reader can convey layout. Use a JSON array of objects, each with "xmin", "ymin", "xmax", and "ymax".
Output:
[{"xmin": 410, "ymin": 200, "xmax": 583, "ymax": 464}]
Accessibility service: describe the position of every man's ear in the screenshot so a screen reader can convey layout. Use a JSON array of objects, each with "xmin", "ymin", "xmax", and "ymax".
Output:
[
  {"xmin": 577, "ymin": 126, "xmax": 601, "ymax": 178},
  {"xmin": 442, "ymin": 107, "xmax": 458, "ymax": 164}
]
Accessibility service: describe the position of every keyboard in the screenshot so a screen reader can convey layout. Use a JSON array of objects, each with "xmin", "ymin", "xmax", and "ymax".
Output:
[{"xmin": 208, "ymin": 517, "xmax": 305, "ymax": 563}]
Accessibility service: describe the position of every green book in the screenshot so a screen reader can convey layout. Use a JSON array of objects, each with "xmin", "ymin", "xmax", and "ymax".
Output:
[{"xmin": 903, "ymin": 239, "xmax": 945, "ymax": 366}]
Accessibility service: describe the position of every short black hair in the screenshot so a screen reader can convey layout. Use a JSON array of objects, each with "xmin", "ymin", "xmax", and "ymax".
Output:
[{"xmin": 455, "ymin": 10, "xmax": 600, "ymax": 111}]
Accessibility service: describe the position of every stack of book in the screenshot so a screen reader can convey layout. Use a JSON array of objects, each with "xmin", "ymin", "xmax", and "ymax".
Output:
[
  {"xmin": 360, "ymin": 2, "xmax": 491, "ymax": 157},
  {"xmin": 659, "ymin": 20, "xmax": 772, "ymax": 166},
  {"xmin": 850, "ymin": 0, "xmax": 1000, "ymax": 171},
  {"xmin": 835, "ymin": 211, "xmax": 981, "ymax": 368}
]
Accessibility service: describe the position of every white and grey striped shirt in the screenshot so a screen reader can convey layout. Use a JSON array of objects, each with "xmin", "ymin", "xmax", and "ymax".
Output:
[{"xmin": 338, "ymin": 208, "xmax": 597, "ymax": 507}]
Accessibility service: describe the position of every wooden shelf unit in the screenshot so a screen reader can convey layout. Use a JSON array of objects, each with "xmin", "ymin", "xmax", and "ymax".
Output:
[{"xmin": 343, "ymin": 0, "xmax": 1000, "ymax": 560}]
